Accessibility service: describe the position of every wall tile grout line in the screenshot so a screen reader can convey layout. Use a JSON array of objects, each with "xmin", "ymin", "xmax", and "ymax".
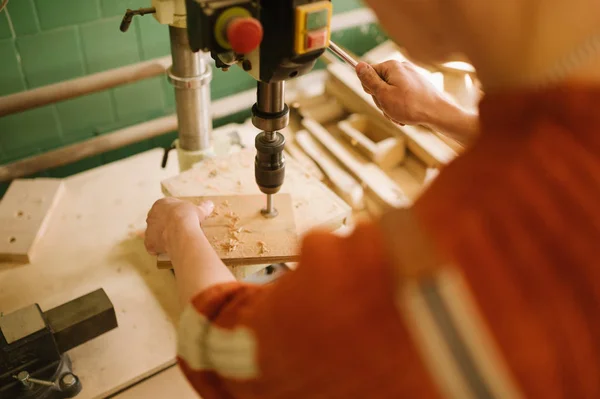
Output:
[
  {"xmin": 75, "ymin": 25, "xmax": 89, "ymax": 75},
  {"xmin": 30, "ymin": 0, "xmax": 42, "ymax": 32},
  {"xmin": 4, "ymin": 9, "xmax": 16, "ymax": 38}
]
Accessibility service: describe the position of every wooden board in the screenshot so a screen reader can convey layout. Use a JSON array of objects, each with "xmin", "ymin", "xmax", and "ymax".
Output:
[
  {"xmin": 303, "ymin": 118, "xmax": 411, "ymax": 210},
  {"xmin": 0, "ymin": 178, "xmax": 64, "ymax": 263},
  {"xmin": 295, "ymin": 130, "xmax": 364, "ymax": 211},
  {"xmin": 325, "ymin": 63, "xmax": 457, "ymax": 168},
  {"xmin": 161, "ymin": 149, "xmax": 352, "ymax": 234},
  {"xmin": 337, "ymin": 114, "xmax": 406, "ymax": 171},
  {"xmin": 157, "ymin": 194, "xmax": 300, "ymax": 269}
]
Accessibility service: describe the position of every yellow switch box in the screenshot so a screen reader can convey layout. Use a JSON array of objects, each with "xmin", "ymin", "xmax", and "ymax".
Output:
[{"xmin": 294, "ymin": 1, "xmax": 333, "ymax": 55}]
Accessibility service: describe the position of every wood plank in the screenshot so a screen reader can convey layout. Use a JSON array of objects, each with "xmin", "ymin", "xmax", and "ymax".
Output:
[
  {"xmin": 295, "ymin": 130, "xmax": 364, "ymax": 211},
  {"xmin": 161, "ymin": 149, "xmax": 352, "ymax": 234},
  {"xmin": 337, "ymin": 114, "xmax": 406, "ymax": 171},
  {"xmin": 302, "ymin": 118, "xmax": 410, "ymax": 210},
  {"xmin": 157, "ymin": 194, "xmax": 300, "ymax": 269},
  {"xmin": 0, "ymin": 178, "xmax": 64, "ymax": 263},
  {"xmin": 325, "ymin": 63, "xmax": 457, "ymax": 167}
]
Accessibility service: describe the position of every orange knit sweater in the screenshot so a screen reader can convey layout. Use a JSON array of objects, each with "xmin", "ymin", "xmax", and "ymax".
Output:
[{"xmin": 177, "ymin": 87, "xmax": 600, "ymax": 398}]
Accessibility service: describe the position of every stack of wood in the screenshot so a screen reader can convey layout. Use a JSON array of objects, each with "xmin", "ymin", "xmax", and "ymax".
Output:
[{"xmin": 280, "ymin": 41, "xmax": 479, "ymax": 217}]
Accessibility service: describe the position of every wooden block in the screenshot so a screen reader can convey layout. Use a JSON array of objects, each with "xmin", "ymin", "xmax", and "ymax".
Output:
[
  {"xmin": 295, "ymin": 130, "xmax": 364, "ymax": 210},
  {"xmin": 0, "ymin": 178, "xmax": 64, "ymax": 263},
  {"xmin": 338, "ymin": 114, "xmax": 406, "ymax": 171},
  {"xmin": 157, "ymin": 194, "xmax": 299, "ymax": 269},
  {"xmin": 325, "ymin": 63, "xmax": 457, "ymax": 167},
  {"xmin": 302, "ymin": 118, "xmax": 410, "ymax": 210},
  {"xmin": 161, "ymin": 149, "xmax": 352, "ymax": 234}
]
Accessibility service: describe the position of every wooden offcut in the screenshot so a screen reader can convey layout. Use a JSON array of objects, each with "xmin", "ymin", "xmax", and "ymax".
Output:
[
  {"xmin": 0, "ymin": 178, "xmax": 64, "ymax": 263},
  {"xmin": 338, "ymin": 114, "xmax": 406, "ymax": 171},
  {"xmin": 302, "ymin": 118, "xmax": 410, "ymax": 210},
  {"xmin": 295, "ymin": 130, "xmax": 364, "ymax": 210},
  {"xmin": 325, "ymin": 63, "xmax": 457, "ymax": 168},
  {"xmin": 157, "ymin": 194, "xmax": 300, "ymax": 269}
]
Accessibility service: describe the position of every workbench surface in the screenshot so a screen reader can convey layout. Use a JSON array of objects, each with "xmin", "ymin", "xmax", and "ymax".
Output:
[{"xmin": 0, "ymin": 149, "xmax": 184, "ymax": 399}]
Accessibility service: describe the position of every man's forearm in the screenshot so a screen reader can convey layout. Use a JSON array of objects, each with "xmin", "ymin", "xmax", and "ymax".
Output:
[
  {"xmin": 167, "ymin": 225, "xmax": 236, "ymax": 305},
  {"xmin": 425, "ymin": 97, "xmax": 480, "ymax": 147}
]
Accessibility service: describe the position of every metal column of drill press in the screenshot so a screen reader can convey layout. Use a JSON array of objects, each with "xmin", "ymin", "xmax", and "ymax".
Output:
[{"xmin": 253, "ymin": 81, "xmax": 289, "ymax": 218}]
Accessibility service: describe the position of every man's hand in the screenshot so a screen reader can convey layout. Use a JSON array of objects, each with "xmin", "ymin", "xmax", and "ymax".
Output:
[
  {"xmin": 356, "ymin": 60, "xmax": 444, "ymax": 126},
  {"xmin": 145, "ymin": 198, "xmax": 214, "ymax": 256},
  {"xmin": 356, "ymin": 60, "xmax": 479, "ymax": 145}
]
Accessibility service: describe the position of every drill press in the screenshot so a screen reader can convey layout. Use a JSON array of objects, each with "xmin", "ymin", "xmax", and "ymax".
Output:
[{"xmin": 185, "ymin": 0, "xmax": 333, "ymax": 216}]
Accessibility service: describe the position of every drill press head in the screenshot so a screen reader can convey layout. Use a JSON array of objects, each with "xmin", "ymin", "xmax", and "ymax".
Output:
[
  {"xmin": 185, "ymin": 0, "xmax": 333, "ymax": 204},
  {"xmin": 185, "ymin": 0, "xmax": 333, "ymax": 82}
]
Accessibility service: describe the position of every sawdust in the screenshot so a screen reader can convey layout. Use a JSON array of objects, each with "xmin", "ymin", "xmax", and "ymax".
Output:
[
  {"xmin": 220, "ymin": 239, "xmax": 240, "ymax": 253},
  {"xmin": 257, "ymin": 241, "xmax": 270, "ymax": 255},
  {"xmin": 208, "ymin": 169, "xmax": 218, "ymax": 178}
]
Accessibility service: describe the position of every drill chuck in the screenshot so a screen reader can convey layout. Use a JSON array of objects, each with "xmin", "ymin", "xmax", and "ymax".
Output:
[{"xmin": 255, "ymin": 132, "xmax": 286, "ymax": 195}]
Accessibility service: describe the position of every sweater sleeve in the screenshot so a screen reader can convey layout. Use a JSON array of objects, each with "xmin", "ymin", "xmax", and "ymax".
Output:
[{"xmin": 176, "ymin": 223, "xmax": 439, "ymax": 399}]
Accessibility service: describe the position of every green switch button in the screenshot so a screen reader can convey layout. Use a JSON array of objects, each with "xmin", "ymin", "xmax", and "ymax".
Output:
[{"xmin": 306, "ymin": 9, "xmax": 328, "ymax": 30}]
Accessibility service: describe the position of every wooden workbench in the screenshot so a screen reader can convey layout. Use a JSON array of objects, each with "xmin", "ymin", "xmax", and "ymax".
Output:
[{"xmin": 0, "ymin": 149, "xmax": 184, "ymax": 399}]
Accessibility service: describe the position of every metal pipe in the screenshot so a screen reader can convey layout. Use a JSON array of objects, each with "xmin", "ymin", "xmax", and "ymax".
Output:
[
  {"xmin": 0, "ymin": 115, "xmax": 177, "ymax": 182},
  {"xmin": 0, "ymin": 86, "xmax": 259, "ymax": 182},
  {"xmin": 168, "ymin": 26, "xmax": 212, "ymax": 152},
  {"xmin": 0, "ymin": 56, "xmax": 171, "ymax": 118},
  {"xmin": 257, "ymin": 81, "xmax": 285, "ymax": 114}
]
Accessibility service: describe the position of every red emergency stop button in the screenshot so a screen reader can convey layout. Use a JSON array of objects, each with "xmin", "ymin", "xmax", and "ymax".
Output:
[{"xmin": 227, "ymin": 17, "xmax": 263, "ymax": 54}]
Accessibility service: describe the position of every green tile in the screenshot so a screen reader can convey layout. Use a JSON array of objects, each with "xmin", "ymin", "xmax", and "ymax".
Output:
[
  {"xmin": 135, "ymin": 14, "xmax": 169, "ymax": 60},
  {"xmin": 17, "ymin": 28, "xmax": 85, "ymax": 88},
  {"xmin": 112, "ymin": 77, "xmax": 165, "ymax": 121},
  {"xmin": 151, "ymin": 131, "xmax": 176, "ymax": 150},
  {"xmin": 46, "ymin": 154, "xmax": 104, "ymax": 178},
  {"xmin": 7, "ymin": 0, "xmax": 40, "ymax": 36},
  {"xmin": 0, "ymin": 106, "xmax": 61, "ymax": 152},
  {"xmin": 0, "ymin": 39, "xmax": 26, "ymax": 95},
  {"xmin": 332, "ymin": 0, "xmax": 363, "ymax": 14},
  {"xmin": 331, "ymin": 24, "xmax": 387, "ymax": 56},
  {"xmin": 102, "ymin": 140, "xmax": 150, "ymax": 164},
  {"xmin": 80, "ymin": 17, "xmax": 140, "ymax": 73},
  {"xmin": 211, "ymin": 65, "xmax": 256, "ymax": 100},
  {"xmin": 0, "ymin": 182, "xmax": 9, "ymax": 198},
  {"xmin": 56, "ymin": 92, "xmax": 115, "ymax": 139},
  {"xmin": 34, "ymin": 0, "xmax": 99, "ymax": 30},
  {"xmin": 0, "ymin": 9, "xmax": 12, "ymax": 39},
  {"xmin": 100, "ymin": 0, "xmax": 146, "ymax": 18}
]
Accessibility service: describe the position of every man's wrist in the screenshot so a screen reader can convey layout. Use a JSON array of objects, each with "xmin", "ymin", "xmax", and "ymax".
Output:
[
  {"xmin": 164, "ymin": 218, "xmax": 203, "ymax": 255},
  {"xmin": 424, "ymin": 96, "xmax": 479, "ymax": 145}
]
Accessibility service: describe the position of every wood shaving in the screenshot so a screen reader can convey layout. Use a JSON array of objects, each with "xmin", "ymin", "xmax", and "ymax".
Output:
[
  {"xmin": 225, "ymin": 211, "xmax": 241, "ymax": 225},
  {"xmin": 205, "ymin": 184, "xmax": 218, "ymax": 191},
  {"xmin": 220, "ymin": 238, "xmax": 240, "ymax": 253},
  {"xmin": 221, "ymin": 200, "xmax": 230, "ymax": 208},
  {"xmin": 208, "ymin": 169, "xmax": 218, "ymax": 178},
  {"xmin": 258, "ymin": 241, "xmax": 270, "ymax": 255}
]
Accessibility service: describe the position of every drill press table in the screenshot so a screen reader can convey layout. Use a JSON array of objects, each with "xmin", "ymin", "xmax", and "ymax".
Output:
[{"xmin": 0, "ymin": 149, "xmax": 183, "ymax": 399}]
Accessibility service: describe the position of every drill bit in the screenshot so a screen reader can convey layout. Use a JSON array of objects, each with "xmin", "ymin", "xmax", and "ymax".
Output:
[{"xmin": 262, "ymin": 194, "xmax": 278, "ymax": 219}]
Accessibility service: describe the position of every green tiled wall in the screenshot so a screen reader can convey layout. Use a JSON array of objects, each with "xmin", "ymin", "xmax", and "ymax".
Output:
[{"xmin": 0, "ymin": 0, "xmax": 385, "ymax": 197}]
